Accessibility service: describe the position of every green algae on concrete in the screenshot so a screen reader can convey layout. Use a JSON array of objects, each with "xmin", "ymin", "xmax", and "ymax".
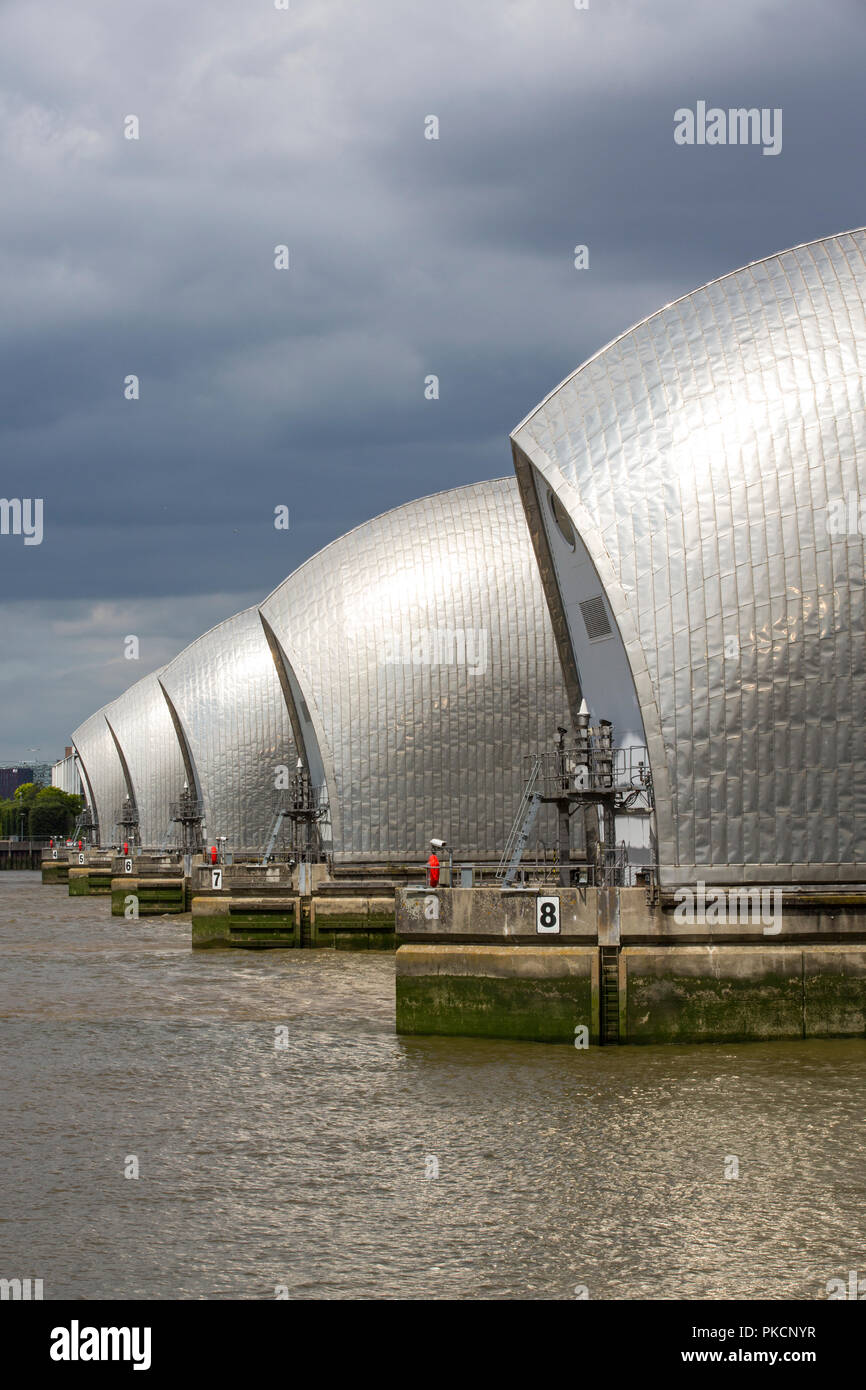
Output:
[
  {"xmin": 41, "ymin": 859, "xmax": 69, "ymax": 884},
  {"xmin": 310, "ymin": 897, "xmax": 394, "ymax": 950},
  {"xmin": 623, "ymin": 946, "xmax": 866, "ymax": 1043},
  {"xmin": 68, "ymin": 867, "xmax": 113, "ymax": 896},
  {"xmin": 396, "ymin": 945, "xmax": 597, "ymax": 1043},
  {"xmin": 623, "ymin": 946, "xmax": 803, "ymax": 1043},
  {"xmin": 191, "ymin": 896, "xmax": 301, "ymax": 948},
  {"xmin": 803, "ymin": 946, "xmax": 866, "ymax": 1037},
  {"xmin": 111, "ymin": 877, "xmax": 187, "ymax": 916}
]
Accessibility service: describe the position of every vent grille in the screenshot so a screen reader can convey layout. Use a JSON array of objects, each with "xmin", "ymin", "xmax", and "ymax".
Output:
[{"xmin": 579, "ymin": 595, "xmax": 612, "ymax": 641}]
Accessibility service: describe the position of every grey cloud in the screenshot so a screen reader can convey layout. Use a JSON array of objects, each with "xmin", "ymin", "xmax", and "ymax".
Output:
[{"xmin": 1, "ymin": 0, "xmax": 864, "ymax": 751}]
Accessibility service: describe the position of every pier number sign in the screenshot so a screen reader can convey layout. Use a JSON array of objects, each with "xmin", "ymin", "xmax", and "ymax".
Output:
[
  {"xmin": 51, "ymin": 849, "xmax": 57, "ymax": 860},
  {"xmin": 124, "ymin": 858, "xmax": 133, "ymax": 874},
  {"xmin": 211, "ymin": 868, "xmax": 223, "ymax": 890},
  {"xmin": 78, "ymin": 852, "xmax": 85, "ymax": 865},
  {"xmin": 536, "ymin": 895, "xmax": 561, "ymax": 934}
]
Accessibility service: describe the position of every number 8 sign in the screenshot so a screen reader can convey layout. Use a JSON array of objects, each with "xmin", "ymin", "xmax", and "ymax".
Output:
[{"xmin": 536, "ymin": 896, "xmax": 560, "ymax": 934}]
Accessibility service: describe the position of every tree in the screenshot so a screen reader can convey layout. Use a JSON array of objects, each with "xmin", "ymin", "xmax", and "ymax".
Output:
[{"xmin": 28, "ymin": 788, "xmax": 84, "ymax": 838}]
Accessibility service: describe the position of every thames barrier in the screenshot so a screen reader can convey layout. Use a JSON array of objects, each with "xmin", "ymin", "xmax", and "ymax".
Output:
[{"xmin": 31, "ymin": 229, "xmax": 866, "ymax": 1049}]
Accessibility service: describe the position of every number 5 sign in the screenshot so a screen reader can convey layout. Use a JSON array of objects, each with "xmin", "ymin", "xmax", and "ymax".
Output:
[{"xmin": 536, "ymin": 896, "xmax": 560, "ymax": 934}]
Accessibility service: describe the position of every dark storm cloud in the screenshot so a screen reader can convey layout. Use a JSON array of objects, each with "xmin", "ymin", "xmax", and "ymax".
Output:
[{"xmin": 1, "ymin": 0, "xmax": 865, "ymax": 750}]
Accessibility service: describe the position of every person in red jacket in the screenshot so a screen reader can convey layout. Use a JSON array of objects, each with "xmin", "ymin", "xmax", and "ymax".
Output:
[{"xmin": 427, "ymin": 852, "xmax": 440, "ymax": 888}]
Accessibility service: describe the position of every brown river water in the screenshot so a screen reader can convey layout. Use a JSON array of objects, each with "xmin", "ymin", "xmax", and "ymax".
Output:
[{"xmin": 1, "ymin": 871, "xmax": 864, "ymax": 1300}]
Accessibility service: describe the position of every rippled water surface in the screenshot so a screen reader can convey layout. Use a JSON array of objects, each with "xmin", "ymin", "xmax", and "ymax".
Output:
[{"xmin": 1, "ymin": 871, "xmax": 864, "ymax": 1299}]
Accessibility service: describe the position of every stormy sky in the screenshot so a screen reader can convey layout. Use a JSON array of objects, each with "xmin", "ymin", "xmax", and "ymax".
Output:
[{"xmin": 1, "ymin": 0, "xmax": 865, "ymax": 761}]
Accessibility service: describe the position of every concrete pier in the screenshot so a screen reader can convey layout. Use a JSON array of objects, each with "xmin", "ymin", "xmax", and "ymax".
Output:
[
  {"xmin": 111, "ymin": 877, "xmax": 188, "ymax": 915},
  {"xmin": 190, "ymin": 861, "xmax": 396, "ymax": 948},
  {"xmin": 395, "ymin": 886, "xmax": 866, "ymax": 1044},
  {"xmin": 34, "ymin": 845, "xmax": 401, "ymax": 943},
  {"xmin": 68, "ymin": 855, "xmax": 114, "ymax": 896},
  {"xmin": 398, "ymin": 944, "xmax": 598, "ymax": 1043},
  {"xmin": 41, "ymin": 852, "xmax": 69, "ymax": 884}
]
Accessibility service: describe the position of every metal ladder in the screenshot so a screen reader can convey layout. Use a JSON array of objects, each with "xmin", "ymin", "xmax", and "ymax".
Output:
[
  {"xmin": 496, "ymin": 757, "xmax": 542, "ymax": 886},
  {"xmin": 600, "ymin": 947, "xmax": 620, "ymax": 1043},
  {"xmin": 259, "ymin": 809, "xmax": 287, "ymax": 866}
]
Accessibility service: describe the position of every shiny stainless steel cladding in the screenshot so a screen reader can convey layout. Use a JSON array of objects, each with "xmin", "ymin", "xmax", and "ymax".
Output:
[
  {"xmin": 158, "ymin": 607, "xmax": 298, "ymax": 853},
  {"xmin": 259, "ymin": 479, "xmax": 570, "ymax": 863},
  {"xmin": 71, "ymin": 704, "xmax": 128, "ymax": 844},
  {"xmin": 103, "ymin": 669, "xmax": 187, "ymax": 848},
  {"xmin": 512, "ymin": 228, "xmax": 866, "ymax": 885},
  {"xmin": 69, "ymin": 480, "xmax": 569, "ymax": 862}
]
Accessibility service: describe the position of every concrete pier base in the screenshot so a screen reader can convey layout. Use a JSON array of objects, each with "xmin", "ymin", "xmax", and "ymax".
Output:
[
  {"xmin": 188, "ymin": 861, "xmax": 397, "ymax": 949},
  {"xmin": 41, "ymin": 858, "xmax": 69, "ymax": 884},
  {"xmin": 396, "ymin": 942, "xmax": 866, "ymax": 1044},
  {"xmin": 111, "ymin": 877, "xmax": 188, "ymax": 916},
  {"xmin": 624, "ymin": 944, "xmax": 866, "ymax": 1043},
  {"xmin": 395, "ymin": 887, "xmax": 866, "ymax": 1045},
  {"xmin": 68, "ymin": 865, "xmax": 113, "ymax": 896},
  {"xmin": 397, "ymin": 945, "xmax": 597, "ymax": 1042},
  {"xmin": 310, "ymin": 896, "xmax": 395, "ymax": 949},
  {"xmin": 191, "ymin": 896, "xmax": 301, "ymax": 948}
]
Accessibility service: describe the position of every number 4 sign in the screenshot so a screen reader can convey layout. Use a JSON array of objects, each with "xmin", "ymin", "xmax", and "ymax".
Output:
[{"xmin": 536, "ymin": 896, "xmax": 560, "ymax": 934}]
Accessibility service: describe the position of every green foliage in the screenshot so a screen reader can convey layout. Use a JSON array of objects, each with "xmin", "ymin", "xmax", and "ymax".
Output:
[{"xmin": 2, "ymin": 787, "xmax": 84, "ymax": 837}]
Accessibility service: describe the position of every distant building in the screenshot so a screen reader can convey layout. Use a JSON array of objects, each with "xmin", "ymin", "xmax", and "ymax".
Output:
[
  {"xmin": 51, "ymin": 750, "xmax": 82, "ymax": 797},
  {"xmin": 0, "ymin": 766, "xmax": 34, "ymax": 799}
]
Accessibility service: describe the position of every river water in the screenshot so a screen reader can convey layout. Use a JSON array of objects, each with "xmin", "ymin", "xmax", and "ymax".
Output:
[{"xmin": 1, "ymin": 870, "xmax": 864, "ymax": 1300}]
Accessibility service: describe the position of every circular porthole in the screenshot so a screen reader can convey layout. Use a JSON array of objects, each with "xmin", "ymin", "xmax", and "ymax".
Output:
[{"xmin": 548, "ymin": 490, "xmax": 575, "ymax": 550}]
